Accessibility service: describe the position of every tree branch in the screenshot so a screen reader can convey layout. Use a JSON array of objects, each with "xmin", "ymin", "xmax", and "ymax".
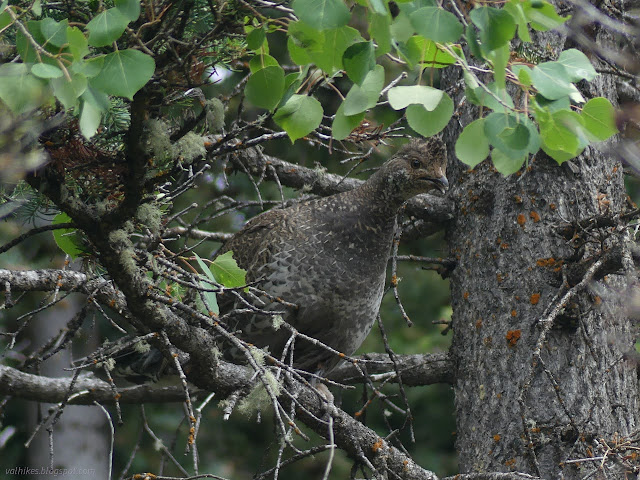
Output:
[
  {"xmin": 229, "ymin": 148, "xmax": 455, "ymax": 237},
  {"xmin": 328, "ymin": 352, "xmax": 453, "ymax": 386},
  {"xmin": 0, "ymin": 268, "xmax": 127, "ymax": 314},
  {"xmin": 0, "ymin": 365, "xmax": 201, "ymax": 404},
  {"xmin": 0, "ymin": 361, "xmax": 440, "ymax": 479}
]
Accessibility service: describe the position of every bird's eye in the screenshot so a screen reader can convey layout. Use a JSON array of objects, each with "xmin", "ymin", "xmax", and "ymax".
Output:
[{"xmin": 411, "ymin": 159, "xmax": 421, "ymax": 169}]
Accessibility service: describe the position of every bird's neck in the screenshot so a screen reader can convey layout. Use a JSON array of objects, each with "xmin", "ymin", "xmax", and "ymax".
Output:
[{"xmin": 352, "ymin": 171, "xmax": 407, "ymax": 221}]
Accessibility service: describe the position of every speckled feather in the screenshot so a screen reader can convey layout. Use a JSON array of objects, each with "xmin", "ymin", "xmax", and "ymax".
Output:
[{"xmin": 217, "ymin": 138, "xmax": 448, "ymax": 373}]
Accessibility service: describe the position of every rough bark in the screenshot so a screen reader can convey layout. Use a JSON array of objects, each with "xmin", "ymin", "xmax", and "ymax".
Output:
[{"xmin": 442, "ymin": 6, "xmax": 640, "ymax": 478}]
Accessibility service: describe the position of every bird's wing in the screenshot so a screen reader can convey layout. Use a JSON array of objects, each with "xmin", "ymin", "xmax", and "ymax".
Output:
[
  {"xmin": 214, "ymin": 206, "xmax": 295, "ymax": 338},
  {"xmin": 215, "ymin": 206, "xmax": 290, "ymax": 278}
]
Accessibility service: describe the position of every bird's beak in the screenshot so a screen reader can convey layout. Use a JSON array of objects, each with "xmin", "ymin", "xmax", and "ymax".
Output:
[{"xmin": 425, "ymin": 175, "xmax": 449, "ymax": 194}]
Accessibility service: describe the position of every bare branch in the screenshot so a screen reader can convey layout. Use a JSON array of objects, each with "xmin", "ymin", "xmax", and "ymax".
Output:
[{"xmin": 0, "ymin": 365, "xmax": 204, "ymax": 404}]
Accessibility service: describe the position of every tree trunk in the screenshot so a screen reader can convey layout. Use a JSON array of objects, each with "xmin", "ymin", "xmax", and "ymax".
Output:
[
  {"xmin": 26, "ymin": 297, "xmax": 108, "ymax": 478},
  {"xmin": 442, "ymin": 6, "xmax": 640, "ymax": 478}
]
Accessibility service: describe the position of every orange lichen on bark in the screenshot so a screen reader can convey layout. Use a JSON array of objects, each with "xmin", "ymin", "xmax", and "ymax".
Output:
[
  {"xmin": 506, "ymin": 329, "xmax": 521, "ymax": 346},
  {"xmin": 493, "ymin": 434, "xmax": 501, "ymax": 442},
  {"xmin": 530, "ymin": 211, "xmax": 541, "ymax": 222},
  {"xmin": 511, "ymin": 309, "xmax": 517, "ymax": 317},
  {"xmin": 530, "ymin": 293, "xmax": 541, "ymax": 305},
  {"xmin": 463, "ymin": 291, "xmax": 470, "ymax": 299},
  {"xmin": 372, "ymin": 438, "xmax": 384, "ymax": 453},
  {"xmin": 536, "ymin": 257, "xmax": 556, "ymax": 267},
  {"xmin": 517, "ymin": 214, "xmax": 526, "ymax": 226}
]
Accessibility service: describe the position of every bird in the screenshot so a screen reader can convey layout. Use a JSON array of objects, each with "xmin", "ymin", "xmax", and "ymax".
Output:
[
  {"xmin": 97, "ymin": 137, "xmax": 448, "ymax": 382},
  {"xmin": 216, "ymin": 137, "xmax": 448, "ymax": 374}
]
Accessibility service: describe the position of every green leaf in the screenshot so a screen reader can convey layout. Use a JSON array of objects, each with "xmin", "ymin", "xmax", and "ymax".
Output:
[
  {"xmin": 79, "ymin": 86, "xmax": 109, "ymax": 138},
  {"xmin": 89, "ymin": 49, "xmax": 155, "ymax": 100},
  {"xmin": 274, "ymin": 94, "xmax": 323, "ymax": 142},
  {"xmin": 369, "ymin": 12, "xmax": 391, "ymax": 56},
  {"xmin": 291, "ymin": 21, "xmax": 322, "ymax": 52},
  {"xmin": 0, "ymin": 63, "xmax": 48, "ymax": 114},
  {"xmin": 210, "ymin": 251, "xmax": 248, "ymax": 289},
  {"xmin": 397, "ymin": 0, "xmax": 438, "ymax": 16},
  {"xmin": 455, "ymin": 118, "xmax": 489, "ymax": 167},
  {"xmin": 31, "ymin": 63, "xmax": 63, "ymax": 79},
  {"xmin": 369, "ymin": 0, "xmax": 389, "ymax": 15},
  {"xmin": 67, "ymin": 26, "xmax": 89, "ymax": 60},
  {"xmin": 503, "ymin": 0, "xmax": 531, "ymax": 42},
  {"xmin": 287, "ymin": 36, "xmax": 312, "ymax": 65},
  {"xmin": 292, "ymin": 0, "xmax": 350, "ymax": 30},
  {"xmin": 287, "ymin": 21, "xmax": 360, "ymax": 73},
  {"xmin": 390, "ymin": 11, "xmax": 415, "ymax": 42},
  {"xmin": 72, "ymin": 56, "xmax": 104, "ymax": 78},
  {"xmin": 523, "ymin": 0, "xmax": 569, "ymax": 31},
  {"xmin": 247, "ymin": 26, "xmax": 266, "ymax": 50},
  {"xmin": 501, "ymin": 122, "xmax": 531, "ymax": 150},
  {"xmin": 0, "ymin": 10, "xmax": 11, "ymax": 32},
  {"xmin": 469, "ymin": 7, "xmax": 516, "ymax": 51},
  {"xmin": 492, "ymin": 148, "xmax": 526, "ymax": 176},
  {"xmin": 488, "ymin": 44, "xmax": 509, "ymax": 88},
  {"xmin": 581, "ymin": 97, "xmax": 618, "ymax": 141},
  {"xmin": 541, "ymin": 143, "xmax": 584, "ymax": 164},
  {"xmin": 249, "ymin": 54, "xmax": 279, "ymax": 73},
  {"xmin": 387, "ymin": 85, "xmax": 444, "ymax": 111},
  {"xmin": 87, "ymin": 8, "xmax": 130, "ymax": 47},
  {"xmin": 315, "ymin": 26, "xmax": 361, "ymax": 73},
  {"xmin": 533, "ymin": 94, "xmax": 570, "ymax": 113},
  {"xmin": 409, "ymin": 7, "xmax": 463, "ymax": 43},
  {"xmin": 568, "ymin": 84, "xmax": 585, "ymax": 104},
  {"xmin": 52, "ymin": 213, "xmax": 84, "ymax": 259},
  {"xmin": 115, "ymin": 0, "xmax": 141, "ymax": 22},
  {"xmin": 469, "ymin": 82, "xmax": 515, "ymax": 111},
  {"xmin": 332, "ymin": 101, "xmax": 365, "ymax": 140},
  {"xmin": 511, "ymin": 64, "xmax": 532, "ymax": 86},
  {"xmin": 485, "ymin": 112, "xmax": 540, "ymax": 157},
  {"xmin": 280, "ymin": 68, "xmax": 308, "ymax": 106},
  {"xmin": 40, "ymin": 18, "xmax": 68, "ymax": 48},
  {"xmin": 557, "ymin": 49, "xmax": 597, "ymax": 82},
  {"xmin": 194, "ymin": 252, "xmax": 220, "ymax": 315},
  {"xmin": 245, "ymin": 65, "xmax": 285, "ymax": 110},
  {"xmin": 32, "ymin": 0, "xmax": 41, "ymax": 16},
  {"xmin": 531, "ymin": 62, "xmax": 574, "ymax": 100},
  {"xmin": 539, "ymin": 109, "xmax": 584, "ymax": 154},
  {"xmin": 485, "ymin": 112, "xmax": 526, "ymax": 156},
  {"xmin": 406, "ymin": 92, "xmax": 453, "ymax": 137},
  {"xmin": 52, "ymin": 73, "xmax": 88, "ymax": 109},
  {"xmin": 343, "ymin": 41, "xmax": 376, "ymax": 85},
  {"xmin": 399, "ymin": 35, "xmax": 455, "ymax": 68},
  {"xmin": 342, "ymin": 64, "xmax": 385, "ymax": 115}
]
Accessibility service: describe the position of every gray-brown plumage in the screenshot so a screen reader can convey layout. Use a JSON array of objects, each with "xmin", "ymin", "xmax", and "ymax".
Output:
[{"xmin": 217, "ymin": 138, "xmax": 448, "ymax": 373}]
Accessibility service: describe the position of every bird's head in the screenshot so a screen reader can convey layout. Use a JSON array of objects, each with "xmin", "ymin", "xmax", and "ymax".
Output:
[{"xmin": 374, "ymin": 137, "xmax": 449, "ymax": 203}]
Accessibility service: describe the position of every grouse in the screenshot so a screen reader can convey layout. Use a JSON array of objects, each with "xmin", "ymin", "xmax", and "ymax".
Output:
[
  {"xmin": 218, "ymin": 137, "xmax": 448, "ymax": 374},
  {"xmin": 103, "ymin": 138, "xmax": 448, "ymax": 381}
]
